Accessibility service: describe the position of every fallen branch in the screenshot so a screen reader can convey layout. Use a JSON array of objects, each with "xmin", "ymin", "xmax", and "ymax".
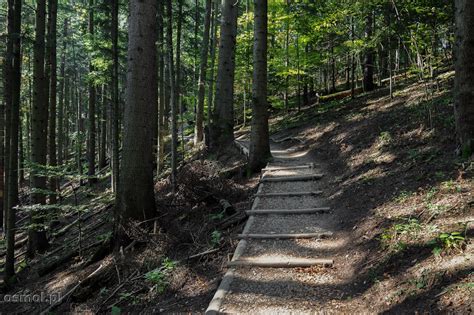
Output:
[
  {"xmin": 187, "ymin": 248, "xmax": 219, "ymax": 260},
  {"xmin": 37, "ymin": 240, "xmax": 103, "ymax": 276},
  {"xmin": 40, "ymin": 263, "xmax": 106, "ymax": 315}
]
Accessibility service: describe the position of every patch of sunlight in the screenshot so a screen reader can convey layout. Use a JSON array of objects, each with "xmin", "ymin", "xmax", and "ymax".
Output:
[
  {"xmin": 431, "ymin": 243, "xmax": 474, "ymax": 272},
  {"xmin": 294, "ymin": 237, "xmax": 349, "ymax": 252},
  {"xmin": 438, "ymin": 70, "xmax": 455, "ymax": 80},
  {"xmin": 272, "ymin": 150, "xmax": 310, "ymax": 159},
  {"xmin": 373, "ymin": 152, "xmax": 397, "ymax": 164},
  {"xmin": 356, "ymin": 167, "xmax": 385, "ymax": 183},
  {"xmin": 346, "ymin": 112, "xmax": 366, "ymax": 122},
  {"xmin": 44, "ymin": 270, "xmax": 79, "ymax": 293}
]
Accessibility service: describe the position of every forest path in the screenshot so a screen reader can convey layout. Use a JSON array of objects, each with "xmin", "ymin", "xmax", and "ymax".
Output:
[{"xmin": 206, "ymin": 135, "xmax": 343, "ymax": 314}]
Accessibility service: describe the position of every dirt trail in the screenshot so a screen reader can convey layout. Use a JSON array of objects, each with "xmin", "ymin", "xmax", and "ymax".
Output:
[{"xmin": 206, "ymin": 137, "xmax": 349, "ymax": 314}]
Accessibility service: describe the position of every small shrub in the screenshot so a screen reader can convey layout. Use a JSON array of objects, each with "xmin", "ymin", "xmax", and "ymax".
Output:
[
  {"xmin": 430, "ymin": 231, "xmax": 466, "ymax": 256},
  {"xmin": 145, "ymin": 257, "xmax": 177, "ymax": 294},
  {"xmin": 211, "ymin": 230, "xmax": 222, "ymax": 247}
]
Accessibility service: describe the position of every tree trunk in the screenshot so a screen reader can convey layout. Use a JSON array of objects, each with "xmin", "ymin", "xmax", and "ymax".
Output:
[
  {"xmin": 157, "ymin": 0, "xmax": 165, "ymax": 174},
  {"xmin": 2, "ymin": 0, "xmax": 14, "ymax": 231},
  {"xmin": 176, "ymin": 0, "xmax": 184, "ymax": 161},
  {"xmin": 166, "ymin": 0, "xmax": 178, "ymax": 191},
  {"xmin": 284, "ymin": 0, "xmax": 290, "ymax": 112},
  {"xmin": 99, "ymin": 85, "xmax": 107, "ymax": 169},
  {"xmin": 57, "ymin": 18, "xmax": 68, "ymax": 166},
  {"xmin": 5, "ymin": 0, "xmax": 22, "ymax": 280},
  {"xmin": 28, "ymin": 0, "xmax": 49, "ymax": 256},
  {"xmin": 194, "ymin": 0, "xmax": 212, "ymax": 144},
  {"xmin": 206, "ymin": 0, "xmax": 219, "ymax": 131},
  {"xmin": 351, "ymin": 16, "xmax": 355, "ymax": 99},
  {"xmin": 87, "ymin": 0, "xmax": 96, "ymax": 184},
  {"xmin": 249, "ymin": 0, "xmax": 271, "ymax": 172},
  {"xmin": 454, "ymin": 0, "xmax": 474, "ymax": 157},
  {"xmin": 210, "ymin": 0, "xmax": 238, "ymax": 149},
  {"xmin": 47, "ymin": 0, "xmax": 58, "ymax": 203},
  {"xmin": 115, "ymin": 0, "xmax": 157, "ymax": 245},
  {"xmin": 363, "ymin": 11, "xmax": 375, "ymax": 92},
  {"xmin": 111, "ymin": 0, "xmax": 119, "ymax": 194}
]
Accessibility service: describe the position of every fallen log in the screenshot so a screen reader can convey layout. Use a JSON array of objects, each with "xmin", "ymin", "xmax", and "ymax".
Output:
[
  {"xmin": 37, "ymin": 240, "xmax": 103, "ymax": 276},
  {"xmin": 40, "ymin": 263, "xmax": 107, "ymax": 315}
]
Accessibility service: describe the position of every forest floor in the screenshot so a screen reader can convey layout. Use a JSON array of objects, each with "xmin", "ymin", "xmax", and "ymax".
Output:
[{"xmin": 0, "ymin": 70, "xmax": 472, "ymax": 314}]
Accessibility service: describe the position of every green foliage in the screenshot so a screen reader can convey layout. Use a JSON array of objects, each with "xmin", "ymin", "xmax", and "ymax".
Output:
[
  {"xmin": 211, "ymin": 230, "xmax": 222, "ymax": 248},
  {"xmin": 378, "ymin": 131, "xmax": 392, "ymax": 146},
  {"xmin": 430, "ymin": 232, "xmax": 466, "ymax": 256},
  {"xmin": 394, "ymin": 190, "xmax": 412, "ymax": 203},
  {"xmin": 380, "ymin": 218, "xmax": 423, "ymax": 251},
  {"xmin": 209, "ymin": 211, "xmax": 225, "ymax": 221},
  {"xmin": 111, "ymin": 306, "xmax": 121, "ymax": 315},
  {"xmin": 144, "ymin": 257, "xmax": 176, "ymax": 294}
]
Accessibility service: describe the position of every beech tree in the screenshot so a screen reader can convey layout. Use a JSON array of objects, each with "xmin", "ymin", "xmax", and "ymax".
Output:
[{"xmin": 115, "ymin": 0, "xmax": 157, "ymax": 244}]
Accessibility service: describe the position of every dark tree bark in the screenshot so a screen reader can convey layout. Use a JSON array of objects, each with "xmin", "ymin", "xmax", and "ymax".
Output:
[
  {"xmin": 454, "ymin": 0, "xmax": 474, "ymax": 157},
  {"xmin": 194, "ymin": 0, "xmax": 212, "ymax": 144},
  {"xmin": 2, "ymin": 0, "xmax": 14, "ymax": 231},
  {"xmin": 57, "ymin": 18, "xmax": 68, "ymax": 166},
  {"xmin": 111, "ymin": 0, "xmax": 119, "ymax": 194},
  {"xmin": 87, "ymin": 0, "xmax": 96, "ymax": 184},
  {"xmin": 28, "ymin": 0, "xmax": 49, "ymax": 256},
  {"xmin": 284, "ymin": 0, "xmax": 290, "ymax": 112},
  {"xmin": 115, "ymin": 0, "xmax": 157, "ymax": 245},
  {"xmin": 157, "ymin": 0, "xmax": 165, "ymax": 173},
  {"xmin": 211, "ymin": 0, "xmax": 239, "ymax": 149},
  {"xmin": 47, "ymin": 0, "xmax": 58, "ymax": 203},
  {"xmin": 249, "ymin": 0, "xmax": 271, "ymax": 172},
  {"xmin": 363, "ymin": 11, "xmax": 375, "ymax": 92},
  {"xmin": 165, "ymin": 0, "xmax": 178, "ymax": 191},
  {"xmin": 206, "ymin": 0, "xmax": 219, "ymax": 129},
  {"xmin": 99, "ymin": 85, "xmax": 107, "ymax": 169},
  {"xmin": 176, "ymin": 0, "xmax": 184, "ymax": 161},
  {"xmin": 5, "ymin": 0, "xmax": 22, "ymax": 280}
]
